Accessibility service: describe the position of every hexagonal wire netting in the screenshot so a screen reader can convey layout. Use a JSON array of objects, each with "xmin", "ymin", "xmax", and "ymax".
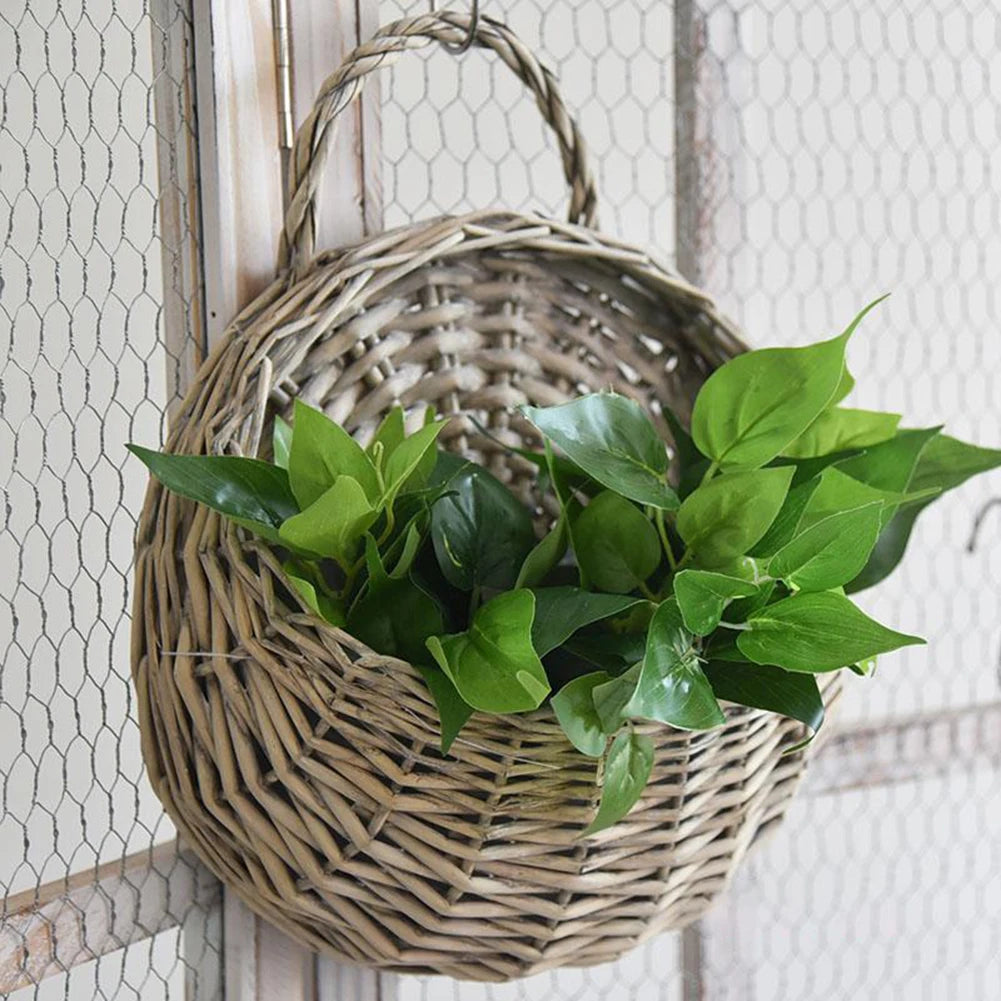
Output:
[
  {"xmin": 2, "ymin": 0, "xmax": 1000, "ymax": 999},
  {"xmin": 1, "ymin": 1, "xmax": 220, "ymax": 999}
]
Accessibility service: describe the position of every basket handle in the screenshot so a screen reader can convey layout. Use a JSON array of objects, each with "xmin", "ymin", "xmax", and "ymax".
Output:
[{"xmin": 278, "ymin": 10, "xmax": 599, "ymax": 278}]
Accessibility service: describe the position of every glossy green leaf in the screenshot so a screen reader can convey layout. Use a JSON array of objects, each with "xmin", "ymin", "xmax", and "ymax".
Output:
[
  {"xmin": 584, "ymin": 730, "xmax": 654, "ymax": 835},
  {"xmin": 738, "ymin": 591, "xmax": 924, "ymax": 672},
  {"xmin": 415, "ymin": 664, "xmax": 474, "ymax": 754},
  {"xmin": 836, "ymin": 427, "xmax": 941, "ymax": 498},
  {"xmin": 530, "ymin": 586, "xmax": 645, "ymax": 657},
  {"xmin": 832, "ymin": 366, "xmax": 855, "ymax": 404},
  {"xmin": 690, "ymin": 300, "xmax": 886, "ymax": 469},
  {"xmin": 677, "ymin": 466, "xmax": 794, "ymax": 566},
  {"xmin": 522, "ymin": 394, "xmax": 679, "ymax": 510},
  {"xmin": 383, "ymin": 420, "xmax": 448, "ymax": 502},
  {"xmin": 623, "ymin": 599, "xmax": 724, "ymax": 729},
  {"xmin": 272, "ymin": 416, "xmax": 293, "ymax": 469},
  {"xmin": 563, "ymin": 630, "xmax": 648, "ymax": 673},
  {"xmin": 848, "ymin": 433, "xmax": 1001, "ymax": 593},
  {"xmin": 782, "ymin": 407, "xmax": 901, "ymax": 459},
  {"xmin": 127, "ymin": 446, "xmax": 299, "ymax": 543},
  {"xmin": 800, "ymin": 467, "xmax": 936, "ymax": 531},
  {"xmin": 429, "ymin": 454, "xmax": 535, "ymax": 592},
  {"xmin": 515, "ymin": 513, "xmax": 568, "ymax": 589},
  {"xmin": 367, "ymin": 406, "xmax": 406, "ymax": 463},
  {"xmin": 703, "ymin": 661, "xmax": 824, "ymax": 735},
  {"xmin": 348, "ymin": 574, "xmax": 444, "ymax": 665},
  {"xmin": 278, "ymin": 475, "xmax": 377, "ymax": 566},
  {"xmin": 768, "ymin": 502, "xmax": 883, "ymax": 592},
  {"xmin": 749, "ymin": 476, "xmax": 822, "ymax": 557},
  {"xmin": 908, "ymin": 433, "xmax": 1001, "ymax": 494},
  {"xmin": 425, "ymin": 590, "xmax": 550, "ymax": 712},
  {"xmin": 288, "ymin": 400, "xmax": 379, "ymax": 508},
  {"xmin": 673, "ymin": 569, "xmax": 759, "ymax": 635},
  {"xmin": 551, "ymin": 672, "xmax": 612, "ymax": 757},
  {"xmin": 573, "ymin": 491, "xmax": 661, "ymax": 592}
]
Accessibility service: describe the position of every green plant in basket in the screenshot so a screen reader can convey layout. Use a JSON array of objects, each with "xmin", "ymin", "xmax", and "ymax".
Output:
[{"xmin": 129, "ymin": 298, "xmax": 1001, "ymax": 834}]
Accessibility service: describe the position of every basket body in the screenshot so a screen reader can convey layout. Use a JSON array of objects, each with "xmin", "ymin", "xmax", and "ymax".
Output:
[{"xmin": 133, "ymin": 210, "xmax": 834, "ymax": 980}]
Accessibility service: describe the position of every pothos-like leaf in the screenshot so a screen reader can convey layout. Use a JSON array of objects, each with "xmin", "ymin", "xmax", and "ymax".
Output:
[{"xmin": 584, "ymin": 729, "xmax": 654, "ymax": 835}]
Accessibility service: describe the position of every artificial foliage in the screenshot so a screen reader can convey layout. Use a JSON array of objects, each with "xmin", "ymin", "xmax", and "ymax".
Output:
[{"xmin": 130, "ymin": 300, "xmax": 1001, "ymax": 833}]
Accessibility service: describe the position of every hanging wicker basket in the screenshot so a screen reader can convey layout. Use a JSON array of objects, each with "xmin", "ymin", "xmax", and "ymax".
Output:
[{"xmin": 133, "ymin": 12, "xmax": 837, "ymax": 982}]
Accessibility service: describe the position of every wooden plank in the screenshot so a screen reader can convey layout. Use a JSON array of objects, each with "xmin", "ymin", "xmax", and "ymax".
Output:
[
  {"xmin": 192, "ymin": 0, "xmax": 286, "ymax": 341},
  {"xmin": 0, "ymin": 841, "xmax": 219, "ymax": 995},
  {"xmin": 316, "ymin": 961, "xmax": 381, "ymax": 1001},
  {"xmin": 807, "ymin": 701, "xmax": 1001, "ymax": 797},
  {"xmin": 286, "ymin": 0, "xmax": 383, "ymax": 251},
  {"xmin": 150, "ymin": 0, "xmax": 208, "ymax": 416}
]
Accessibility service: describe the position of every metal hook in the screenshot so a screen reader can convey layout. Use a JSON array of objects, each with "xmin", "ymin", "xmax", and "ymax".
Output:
[{"xmin": 429, "ymin": 0, "xmax": 481, "ymax": 54}]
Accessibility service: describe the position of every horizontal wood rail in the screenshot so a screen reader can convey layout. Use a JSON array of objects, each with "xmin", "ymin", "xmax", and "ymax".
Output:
[
  {"xmin": 807, "ymin": 700, "xmax": 1001, "ymax": 796},
  {"xmin": 2, "ymin": 701, "xmax": 998, "ymax": 990},
  {"xmin": 0, "ymin": 840, "xmax": 220, "ymax": 994}
]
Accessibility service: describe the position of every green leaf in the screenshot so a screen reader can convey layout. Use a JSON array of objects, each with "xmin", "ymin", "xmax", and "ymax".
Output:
[
  {"xmin": 272, "ymin": 416, "xmax": 293, "ymax": 469},
  {"xmin": 676, "ymin": 467, "xmax": 793, "ymax": 566},
  {"xmin": 573, "ymin": 491, "xmax": 661, "ymax": 592},
  {"xmin": 388, "ymin": 519, "xmax": 424, "ymax": 579},
  {"xmin": 663, "ymin": 406, "xmax": 711, "ymax": 499},
  {"xmin": 768, "ymin": 502, "xmax": 883, "ymax": 592},
  {"xmin": 624, "ymin": 599, "xmax": 724, "ymax": 729},
  {"xmin": 551, "ymin": 672, "xmax": 612, "ymax": 757},
  {"xmin": 738, "ymin": 591, "xmax": 924, "ymax": 673},
  {"xmin": 908, "ymin": 433, "xmax": 1001, "ymax": 494},
  {"xmin": 127, "ymin": 445, "xmax": 299, "ymax": 543},
  {"xmin": 800, "ymin": 467, "xmax": 936, "ymax": 531},
  {"xmin": 415, "ymin": 663, "xmax": 474, "ymax": 754},
  {"xmin": 288, "ymin": 400, "xmax": 380, "ymax": 508},
  {"xmin": 835, "ymin": 427, "xmax": 942, "ymax": 498},
  {"xmin": 383, "ymin": 419, "xmax": 448, "ymax": 502},
  {"xmin": 584, "ymin": 730, "xmax": 654, "ymax": 835},
  {"xmin": 673, "ymin": 569, "xmax": 759, "ymax": 635},
  {"xmin": 278, "ymin": 475, "xmax": 377, "ymax": 566},
  {"xmin": 429, "ymin": 454, "xmax": 536, "ymax": 592},
  {"xmin": 522, "ymin": 394, "xmax": 679, "ymax": 510},
  {"xmin": 782, "ymin": 407, "xmax": 901, "ymax": 459},
  {"xmin": 726, "ymin": 579, "xmax": 777, "ymax": 623},
  {"xmin": 848, "ymin": 433, "xmax": 1001, "ymax": 593},
  {"xmin": 530, "ymin": 586, "xmax": 645, "ymax": 657},
  {"xmin": 703, "ymin": 661, "xmax": 824, "ymax": 735},
  {"xmin": 348, "ymin": 573, "xmax": 444, "ymax": 664},
  {"xmin": 749, "ymin": 476, "xmax": 822, "ymax": 557},
  {"xmin": 832, "ymin": 366, "xmax": 855, "ymax": 404},
  {"xmin": 425, "ymin": 590, "xmax": 551, "ymax": 712},
  {"xmin": 367, "ymin": 406, "xmax": 406, "ymax": 463},
  {"xmin": 691, "ymin": 313, "xmax": 875, "ymax": 471},
  {"xmin": 515, "ymin": 513, "xmax": 568, "ymax": 589},
  {"xmin": 283, "ymin": 562, "xmax": 345, "ymax": 626},
  {"xmin": 563, "ymin": 630, "xmax": 648, "ymax": 673}
]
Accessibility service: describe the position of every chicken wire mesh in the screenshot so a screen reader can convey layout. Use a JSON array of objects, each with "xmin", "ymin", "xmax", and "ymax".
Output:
[
  {"xmin": 0, "ymin": 0, "xmax": 220, "ymax": 998},
  {"xmin": 2, "ymin": 0, "xmax": 1000, "ymax": 999}
]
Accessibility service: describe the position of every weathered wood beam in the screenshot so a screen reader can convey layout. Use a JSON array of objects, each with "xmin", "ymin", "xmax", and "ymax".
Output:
[{"xmin": 0, "ymin": 841, "xmax": 219, "ymax": 995}]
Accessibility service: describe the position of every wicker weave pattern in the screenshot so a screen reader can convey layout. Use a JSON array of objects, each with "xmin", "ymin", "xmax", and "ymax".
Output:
[{"xmin": 132, "ymin": 14, "xmax": 833, "ymax": 981}]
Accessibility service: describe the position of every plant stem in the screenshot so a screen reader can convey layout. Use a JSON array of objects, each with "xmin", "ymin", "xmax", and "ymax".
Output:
[
  {"xmin": 654, "ymin": 508, "xmax": 677, "ymax": 571},
  {"xmin": 638, "ymin": 581, "xmax": 658, "ymax": 601},
  {"xmin": 675, "ymin": 549, "xmax": 694, "ymax": 572},
  {"xmin": 699, "ymin": 460, "xmax": 720, "ymax": 488}
]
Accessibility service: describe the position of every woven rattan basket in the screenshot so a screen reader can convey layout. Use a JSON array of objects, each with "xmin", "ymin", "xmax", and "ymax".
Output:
[{"xmin": 133, "ymin": 12, "xmax": 837, "ymax": 981}]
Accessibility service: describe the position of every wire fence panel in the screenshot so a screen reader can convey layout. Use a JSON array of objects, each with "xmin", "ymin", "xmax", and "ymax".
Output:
[
  {"xmin": 376, "ymin": 1, "xmax": 1001, "ymax": 999},
  {"xmin": 0, "ymin": 1, "xmax": 219, "ymax": 998}
]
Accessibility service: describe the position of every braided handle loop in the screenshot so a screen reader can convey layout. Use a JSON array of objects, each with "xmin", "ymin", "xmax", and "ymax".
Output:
[{"xmin": 278, "ymin": 11, "xmax": 599, "ymax": 277}]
